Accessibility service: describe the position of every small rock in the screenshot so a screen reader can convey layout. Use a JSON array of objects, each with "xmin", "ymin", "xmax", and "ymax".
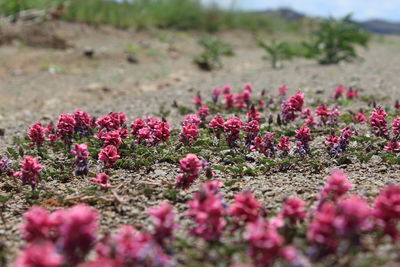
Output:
[
  {"xmin": 154, "ymin": 169, "xmax": 166, "ymax": 176},
  {"xmin": 370, "ymin": 155, "xmax": 382, "ymax": 164},
  {"xmin": 84, "ymin": 83, "xmax": 110, "ymax": 93}
]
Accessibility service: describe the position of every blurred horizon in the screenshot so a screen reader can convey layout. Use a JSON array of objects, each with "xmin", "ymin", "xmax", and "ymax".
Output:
[{"xmin": 200, "ymin": 0, "xmax": 400, "ymax": 22}]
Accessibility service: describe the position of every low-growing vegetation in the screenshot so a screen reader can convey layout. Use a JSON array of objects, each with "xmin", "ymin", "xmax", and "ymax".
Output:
[{"xmin": 2, "ymin": 80, "xmax": 400, "ymax": 266}]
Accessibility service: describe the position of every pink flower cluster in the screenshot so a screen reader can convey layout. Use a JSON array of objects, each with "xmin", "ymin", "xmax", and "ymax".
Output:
[
  {"xmin": 294, "ymin": 126, "xmax": 312, "ymax": 155},
  {"xmin": 175, "ymin": 154, "xmax": 203, "ymax": 189},
  {"xmin": 187, "ymin": 181, "xmax": 226, "ymax": 242},
  {"xmin": 327, "ymin": 127, "xmax": 355, "ymax": 154},
  {"xmin": 224, "ymin": 116, "xmax": 244, "ymax": 147},
  {"xmin": 98, "ymin": 145, "xmax": 120, "ymax": 169},
  {"xmin": 13, "ymin": 156, "xmax": 43, "ymax": 190},
  {"xmin": 179, "ymin": 114, "xmax": 200, "ymax": 146},
  {"xmin": 70, "ymin": 143, "xmax": 89, "ymax": 176},
  {"xmin": 91, "ymin": 173, "xmax": 111, "ymax": 187},
  {"xmin": 56, "ymin": 113, "xmax": 76, "ymax": 145},
  {"xmin": 281, "ymin": 92, "xmax": 304, "ymax": 122},
  {"xmin": 333, "ymin": 85, "xmax": 358, "ymax": 99},
  {"xmin": 17, "ymin": 204, "xmax": 98, "ymax": 265},
  {"xmin": 315, "ymin": 105, "xmax": 340, "ymax": 126},
  {"xmin": 369, "ymin": 108, "xmax": 389, "ymax": 138},
  {"xmin": 28, "ymin": 122, "xmax": 45, "ymax": 147},
  {"xmin": 96, "ymin": 112, "xmax": 127, "ymax": 131},
  {"xmin": 131, "ymin": 117, "xmax": 170, "ymax": 146}
]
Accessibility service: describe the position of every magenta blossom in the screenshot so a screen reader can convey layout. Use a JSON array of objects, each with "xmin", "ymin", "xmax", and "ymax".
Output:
[
  {"xmin": 28, "ymin": 122, "xmax": 45, "ymax": 147},
  {"xmin": 334, "ymin": 196, "xmax": 372, "ymax": 238},
  {"xmin": 14, "ymin": 156, "xmax": 43, "ymax": 190},
  {"xmin": 209, "ymin": 115, "xmax": 225, "ymax": 138},
  {"xmin": 374, "ymin": 185, "xmax": 400, "ymax": 241},
  {"xmin": 193, "ymin": 92, "xmax": 203, "ymax": 106},
  {"xmin": 20, "ymin": 206, "xmax": 57, "ymax": 243},
  {"xmin": 254, "ymin": 132, "xmax": 277, "ymax": 157},
  {"xmin": 179, "ymin": 123, "xmax": 199, "ymax": 147},
  {"xmin": 294, "ymin": 126, "xmax": 312, "ymax": 155},
  {"xmin": 246, "ymin": 106, "xmax": 261, "ymax": 122},
  {"xmin": 277, "ymin": 136, "xmax": 291, "ymax": 155},
  {"xmin": 197, "ymin": 105, "xmax": 210, "ymax": 120},
  {"xmin": 70, "ymin": 143, "xmax": 89, "ymax": 176},
  {"xmin": 228, "ymin": 191, "xmax": 262, "ymax": 224},
  {"xmin": 91, "ymin": 173, "xmax": 111, "ymax": 187},
  {"xmin": 96, "ymin": 112, "xmax": 127, "ymax": 131},
  {"xmin": 384, "ymin": 141, "xmax": 400, "ymax": 152},
  {"xmin": 212, "ymin": 88, "xmax": 221, "ymax": 103},
  {"xmin": 330, "ymin": 127, "xmax": 355, "ymax": 154},
  {"xmin": 148, "ymin": 202, "xmax": 176, "ymax": 246},
  {"xmin": 281, "ymin": 197, "xmax": 307, "ymax": 223},
  {"xmin": 74, "ymin": 109, "xmax": 93, "ymax": 137},
  {"xmin": 98, "ymin": 145, "xmax": 120, "ymax": 169},
  {"xmin": 281, "ymin": 92, "xmax": 304, "ymax": 122},
  {"xmin": 279, "ymin": 84, "xmax": 288, "ymax": 96},
  {"xmin": 97, "ymin": 130, "xmax": 122, "ymax": 148},
  {"xmin": 15, "ymin": 242, "xmax": 63, "ymax": 267},
  {"xmin": 187, "ymin": 181, "xmax": 226, "ymax": 242},
  {"xmin": 354, "ymin": 112, "xmax": 367, "ymax": 124},
  {"xmin": 244, "ymin": 120, "xmax": 260, "ymax": 148},
  {"xmin": 392, "ymin": 116, "xmax": 400, "ymax": 139},
  {"xmin": 320, "ymin": 170, "xmax": 352, "ymax": 201},
  {"xmin": 182, "ymin": 114, "xmax": 201, "ymax": 126},
  {"xmin": 225, "ymin": 93, "xmax": 234, "ymax": 109},
  {"xmin": 245, "ymin": 218, "xmax": 286, "ymax": 266},
  {"xmin": 346, "ymin": 88, "xmax": 358, "ymax": 99},
  {"xmin": 333, "ymin": 85, "xmax": 345, "ymax": 99},
  {"xmin": 224, "ymin": 117, "xmax": 243, "ymax": 147},
  {"xmin": 57, "ymin": 113, "xmax": 76, "ymax": 145},
  {"xmin": 175, "ymin": 154, "xmax": 203, "ymax": 189},
  {"xmin": 369, "ymin": 108, "xmax": 389, "ymax": 138}
]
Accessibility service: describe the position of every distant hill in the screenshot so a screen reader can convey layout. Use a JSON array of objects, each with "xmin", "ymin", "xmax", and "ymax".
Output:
[
  {"xmin": 260, "ymin": 8, "xmax": 400, "ymax": 35},
  {"xmin": 360, "ymin": 19, "xmax": 400, "ymax": 34},
  {"xmin": 260, "ymin": 8, "xmax": 305, "ymax": 21}
]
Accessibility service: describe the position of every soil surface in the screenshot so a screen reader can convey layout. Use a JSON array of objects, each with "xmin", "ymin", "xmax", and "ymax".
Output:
[{"xmin": 1, "ymin": 21, "xmax": 400, "ymax": 265}]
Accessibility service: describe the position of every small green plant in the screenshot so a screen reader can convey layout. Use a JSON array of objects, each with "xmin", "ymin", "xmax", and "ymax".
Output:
[
  {"xmin": 258, "ymin": 40, "xmax": 299, "ymax": 69},
  {"xmin": 194, "ymin": 36, "xmax": 234, "ymax": 71},
  {"xmin": 303, "ymin": 15, "xmax": 370, "ymax": 64}
]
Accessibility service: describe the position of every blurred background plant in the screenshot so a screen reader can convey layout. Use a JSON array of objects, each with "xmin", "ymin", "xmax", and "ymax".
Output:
[
  {"xmin": 194, "ymin": 36, "xmax": 234, "ymax": 70},
  {"xmin": 302, "ymin": 15, "xmax": 371, "ymax": 64}
]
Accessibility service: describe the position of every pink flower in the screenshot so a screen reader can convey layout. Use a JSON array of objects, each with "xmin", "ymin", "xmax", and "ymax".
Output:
[
  {"xmin": 74, "ymin": 109, "xmax": 93, "ymax": 136},
  {"xmin": 20, "ymin": 206, "xmax": 55, "ymax": 243},
  {"xmin": 148, "ymin": 202, "xmax": 176, "ymax": 246},
  {"xmin": 330, "ymin": 127, "xmax": 355, "ymax": 154},
  {"xmin": 244, "ymin": 120, "xmax": 260, "ymax": 148},
  {"xmin": 187, "ymin": 181, "xmax": 226, "ymax": 242},
  {"xmin": 374, "ymin": 185, "xmax": 400, "ymax": 241},
  {"xmin": 244, "ymin": 83, "xmax": 253, "ymax": 93},
  {"xmin": 91, "ymin": 225, "xmax": 170, "ymax": 266},
  {"xmin": 223, "ymin": 84, "xmax": 232, "ymax": 94},
  {"xmin": 98, "ymin": 145, "xmax": 120, "ymax": 169},
  {"xmin": 281, "ymin": 92, "xmax": 305, "ymax": 122},
  {"xmin": 384, "ymin": 141, "xmax": 400, "ymax": 152},
  {"xmin": 14, "ymin": 156, "xmax": 43, "ymax": 190},
  {"xmin": 91, "ymin": 173, "xmax": 111, "ymax": 187},
  {"xmin": 57, "ymin": 114, "xmax": 76, "ymax": 143},
  {"xmin": 209, "ymin": 115, "xmax": 225, "ymax": 138},
  {"xmin": 224, "ymin": 117, "xmax": 243, "ymax": 147},
  {"xmin": 294, "ymin": 126, "xmax": 312, "ymax": 154},
  {"xmin": 281, "ymin": 197, "xmax": 306, "ymax": 223},
  {"xmin": 131, "ymin": 117, "xmax": 170, "ymax": 146},
  {"xmin": 197, "ymin": 105, "xmax": 210, "ymax": 120},
  {"xmin": 307, "ymin": 201, "xmax": 338, "ymax": 251},
  {"xmin": 28, "ymin": 122, "xmax": 45, "ymax": 147},
  {"xmin": 182, "ymin": 114, "xmax": 201, "ymax": 126},
  {"xmin": 96, "ymin": 112, "xmax": 127, "ymax": 131},
  {"xmin": 175, "ymin": 154, "xmax": 203, "ymax": 189},
  {"xmin": 392, "ymin": 116, "xmax": 400, "ymax": 138},
  {"xmin": 346, "ymin": 88, "xmax": 358, "ymax": 99},
  {"xmin": 234, "ymin": 93, "xmax": 247, "ymax": 108},
  {"xmin": 15, "ymin": 242, "xmax": 63, "ymax": 267},
  {"xmin": 58, "ymin": 204, "xmax": 99, "ymax": 264},
  {"xmin": 70, "ymin": 144, "xmax": 89, "ymax": 176},
  {"xmin": 278, "ymin": 84, "xmax": 288, "ymax": 96},
  {"xmin": 277, "ymin": 136, "xmax": 291, "ymax": 154},
  {"xmin": 97, "ymin": 130, "xmax": 122, "ymax": 148},
  {"xmin": 193, "ymin": 92, "xmax": 203, "ymax": 106},
  {"xmin": 369, "ymin": 108, "xmax": 389, "ymax": 138},
  {"xmin": 212, "ymin": 88, "xmax": 221, "ymax": 103},
  {"xmin": 246, "ymin": 106, "xmax": 261, "ymax": 122},
  {"xmin": 334, "ymin": 196, "xmax": 372, "ymax": 237},
  {"xmin": 333, "ymin": 85, "xmax": 345, "ymax": 99},
  {"xmin": 245, "ymin": 219, "xmax": 285, "ymax": 266},
  {"xmin": 325, "ymin": 135, "xmax": 338, "ymax": 148},
  {"xmin": 228, "ymin": 192, "xmax": 262, "ymax": 224},
  {"xmin": 254, "ymin": 132, "xmax": 277, "ymax": 157},
  {"xmin": 179, "ymin": 123, "xmax": 199, "ymax": 146},
  {"xmin": 354, "ymin": 112, "xmax": 367, "ymax": 123},
  {"xmin": 320, "ymin": 170, "xmax": 352, "ymax": 201},
  {"xmin": 225, "ymin": 93, "xmax": 234, "ymax": 109}
]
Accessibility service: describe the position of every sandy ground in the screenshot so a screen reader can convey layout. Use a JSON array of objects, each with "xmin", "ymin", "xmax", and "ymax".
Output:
[{"xmin": 1, "ymin": 21, "xmax": 400, "ymax": 265}]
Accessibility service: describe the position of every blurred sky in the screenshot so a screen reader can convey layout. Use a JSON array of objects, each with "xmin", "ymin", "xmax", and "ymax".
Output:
[{"xmin": 201, "ymin": 0, "xmax": 400, "ymax": 22}]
